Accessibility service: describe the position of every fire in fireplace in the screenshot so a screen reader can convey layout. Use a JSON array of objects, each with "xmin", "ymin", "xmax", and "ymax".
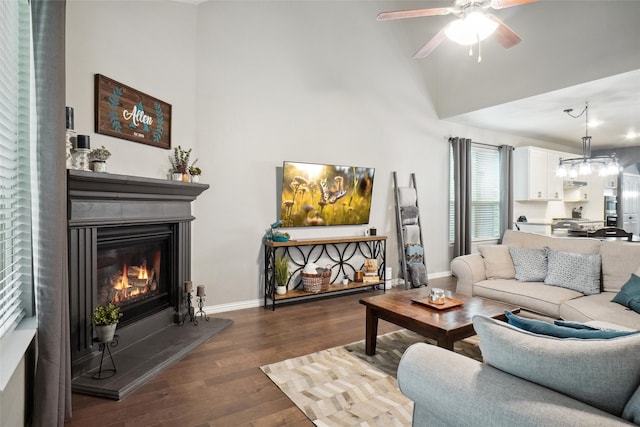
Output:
[{"xmin": 97, "ymin": 225, "xmax": 174, "ymax": 327}]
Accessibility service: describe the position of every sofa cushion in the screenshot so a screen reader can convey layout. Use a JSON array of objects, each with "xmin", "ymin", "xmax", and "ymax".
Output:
[
  {"xmin": 623, "ymin": 387, "xmax": 640, "ymax": 425},
  {"xmin": 474, "ymin": 279, "xmax": 582, "ymax": 318},
  {"xmin": 545, "ymin": 249, "xmax": 601, "ymax": 295},
  {"xmin": 473, "ymin": 314, "xmax": 640, "ymax": 418},
  {"xmin": 478, "ymin": 245, "xmax": 515, "ymax": 280},
  {"xmin": 599, "ymin": 240, "xmax": 640, "ymax": 292},
  {"xmin": 509, "ymin": 247, "xmax": 547, "ymax": 281},
  {"xmin": 612, "ymin": 274, "xmax": 640, "ymax": 314},
  {"xmin": 560, "ymin": 292, "xmax": 640, "ymax": 330},
  {"xmin": 502, "ymin": 230, "xmax": 601, "ymax": 254},
  {"xmin": 505, "ymin": 310, "xmax": 638, "ymax": 339}
]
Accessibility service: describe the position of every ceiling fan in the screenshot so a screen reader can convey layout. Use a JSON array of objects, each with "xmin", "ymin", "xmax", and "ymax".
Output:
[{"xmin": 377, "ymin": 0, "xmax": 538, "ymax": 62}]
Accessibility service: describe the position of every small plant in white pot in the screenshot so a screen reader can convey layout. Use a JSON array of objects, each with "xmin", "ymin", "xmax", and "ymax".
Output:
[
  {"xmin": 188, "ymin": 165, "xmax": 202, "ymax": 183},
  {"xmin": 274, "ymin": 254, "xmax": 289, "ymax": 295},
  {"xmin": 92, "ymin": 303, "xmax": 122, "ymax": 342}
]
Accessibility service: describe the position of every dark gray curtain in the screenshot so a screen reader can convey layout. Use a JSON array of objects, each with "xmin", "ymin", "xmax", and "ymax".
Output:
[
  {"xmin": 499, "ymin": 145, "xmax": 514, "ymax": 241},
  {"xmin": 31, "ymin": 0, "xmax": 71, "ymax": 426},
  {"xmin": 451, "ymin": 137, "xmax": 472, "ymax": 257}
]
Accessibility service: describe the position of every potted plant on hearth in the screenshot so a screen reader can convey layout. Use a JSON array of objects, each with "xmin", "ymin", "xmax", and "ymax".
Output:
[
  {"xmin": 274, "ymin": 254, "xmax": 289, "ymax": 295},
  {"xmin": 169, "ymin": 145, "xmax": 197, "ymax": 182},
  {"xmin": 91, "ymin": 303, "xmax": 122, "ymax": 342},
  {"xmin": 188, "ymin": 165, "xmax": 202, "ymax": 183}
]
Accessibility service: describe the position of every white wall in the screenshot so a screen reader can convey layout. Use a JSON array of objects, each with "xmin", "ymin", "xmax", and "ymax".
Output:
[
  {"xmin": 66, "ymin": 0, "xmax": 198, "ymax": 179},
  {"xmin": 66, "ymin": 0, "xmax": 570, "ymax": 308}
]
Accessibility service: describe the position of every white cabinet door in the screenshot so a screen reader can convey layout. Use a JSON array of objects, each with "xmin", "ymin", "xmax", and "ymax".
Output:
[
  {"xmin": 622, "ymin": 173, "xmax": 640, "ymax": 236},
  {"xmin": 546, "ymin": 151, "xmax": 563, "ymax": 201},
  {"xmin": 516, "ymin": 223, "xmax": 552, "ymax": 235},
  {"xmin": 514, "ymin": 147, "xmax": 563, "ymax": 201}
]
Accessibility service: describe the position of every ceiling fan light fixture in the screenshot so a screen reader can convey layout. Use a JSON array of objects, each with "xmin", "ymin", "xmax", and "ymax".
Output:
[{"xmin": 444, "ymin": 11, "xmax": 499, "ymax": 45}]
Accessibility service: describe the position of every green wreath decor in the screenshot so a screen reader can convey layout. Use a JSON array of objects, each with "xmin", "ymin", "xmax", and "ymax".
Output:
[
  {"xmin": 108, "ymin": 87, "xmax": 123, "ymax": 133},
  {"xmin": 153, "ymin": 103, "xmax": 164, "ymax": 143}
]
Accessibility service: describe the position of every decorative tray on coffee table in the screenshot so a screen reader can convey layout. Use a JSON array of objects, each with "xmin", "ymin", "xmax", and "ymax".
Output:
[{"xmin": 411, "ymin": 296, "xmax": 464, "ymax": 310}]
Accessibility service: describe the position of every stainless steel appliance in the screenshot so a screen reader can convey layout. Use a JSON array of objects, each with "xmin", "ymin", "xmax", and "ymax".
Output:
[
  {"xmin": 606, "ymin": 215, "xmax": 618, "ymax": 227},
  {"xmin": 604, "ymin": 195, "xmax": 617, "ymax": 216},
  {"xmin": 551, "ymin": 218, "xmax": 605, "ymax": 237}
]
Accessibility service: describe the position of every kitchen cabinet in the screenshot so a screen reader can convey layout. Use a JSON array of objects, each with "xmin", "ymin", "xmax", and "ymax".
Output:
[
  {"xmin": 514, "ymin": 147, "xmax": 563, "ymax": 201},
  {"xmin": 564, "ymin": 187, "xmax": 590, "ymax": 202},
  {"xmin": 516, "ymin": 222, "xmax": 552, "ymax": 235}
]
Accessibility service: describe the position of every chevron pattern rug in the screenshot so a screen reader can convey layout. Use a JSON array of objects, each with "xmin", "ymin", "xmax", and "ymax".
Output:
[{"xmin": 260, "ymin": 330, "xmax": 481, "ymax": 426}]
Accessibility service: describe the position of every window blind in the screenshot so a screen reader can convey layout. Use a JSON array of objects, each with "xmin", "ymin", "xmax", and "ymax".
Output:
[
  {"xmin": 0, "ymin": 0, "xmax": 34, "ymax": 339},
  {"xmin": 471, "ymin": 145, "xmax": 500, "ymax": 240},
  {"xmin": 449, "ymin": 143, "xmax": 501, "ymax": 243}
]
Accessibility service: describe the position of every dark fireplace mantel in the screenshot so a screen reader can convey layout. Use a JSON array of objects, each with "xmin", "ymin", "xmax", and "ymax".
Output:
[
  {"xmin": 67, "ymin": 170, "xmax": 209, "ymax": 384},
  {"xmin": 68, "ymin": 169, "xmax": 209, "ymax": 226}
]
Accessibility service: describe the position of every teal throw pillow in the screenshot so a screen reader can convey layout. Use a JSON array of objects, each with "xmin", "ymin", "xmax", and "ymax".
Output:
[
  {"xmin": 504, "ymin": 310, "xmax": 638, "ymax": 339},
  {"xmin": 612, "ymin": 273, "xmax": 640, "ymax": 314}
]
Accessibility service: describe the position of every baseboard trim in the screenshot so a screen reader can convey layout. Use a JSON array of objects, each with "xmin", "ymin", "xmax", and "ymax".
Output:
[
  {"xmin": 205, "ymin": 299, "xmax": 263, "ymax": 314},
  {"xmin": 200, "ymin": 272, "xmax": 454, "ymax": 314}
]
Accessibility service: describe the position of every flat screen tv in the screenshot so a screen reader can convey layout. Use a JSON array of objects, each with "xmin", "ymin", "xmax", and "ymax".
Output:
[{"xmin": 280, "ymin": 161, "xmax": 375, "ymax": 227}]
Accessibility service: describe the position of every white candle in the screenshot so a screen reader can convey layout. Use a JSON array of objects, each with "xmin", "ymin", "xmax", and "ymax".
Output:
[
  {"xmin": 196, "ymin": 285, "xmax": 205, "ymax": 297},
  {"xmin": 184, "ymin": 281, "xmax": 193, "ymax": 293}
]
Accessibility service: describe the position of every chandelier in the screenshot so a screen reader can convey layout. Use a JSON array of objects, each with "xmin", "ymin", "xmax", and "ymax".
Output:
[{"xmin": 556, "ymin": 102, "xmax": 620, "ymax": 178}]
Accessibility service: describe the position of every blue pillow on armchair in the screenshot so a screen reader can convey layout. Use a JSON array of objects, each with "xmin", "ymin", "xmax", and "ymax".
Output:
[
  {"xmin": 504, "ymin": 311, "xmax": 639, "ymax": 339},
  {"xmin": 612, "ymin": 273, "xmax": 640, "ymax": 314}
]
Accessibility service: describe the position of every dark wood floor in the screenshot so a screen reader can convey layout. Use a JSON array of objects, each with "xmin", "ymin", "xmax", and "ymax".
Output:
[{"xmin": 65, "ymin": 276, "xmax": 456, "ymax": 427}]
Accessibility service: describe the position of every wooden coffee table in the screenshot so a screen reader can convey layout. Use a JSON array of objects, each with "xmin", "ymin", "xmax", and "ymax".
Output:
[{"xmin": 359, "ymin": 288, "xmax": 520, "ymax": 354}]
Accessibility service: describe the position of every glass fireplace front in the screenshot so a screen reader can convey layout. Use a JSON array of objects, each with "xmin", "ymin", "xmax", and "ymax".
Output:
[{"xmin": 97, "ymin": 225, "xmax": 173, "ymax": 326}]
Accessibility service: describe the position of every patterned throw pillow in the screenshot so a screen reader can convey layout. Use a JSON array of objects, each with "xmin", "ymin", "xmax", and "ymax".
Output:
[
  {"xmin": 508, "ymin": 247, "xmax": 547, "ymax": 282},
  {"xmin": 544, "ymin": 249, "xmax": 601, "ymax": 295}
]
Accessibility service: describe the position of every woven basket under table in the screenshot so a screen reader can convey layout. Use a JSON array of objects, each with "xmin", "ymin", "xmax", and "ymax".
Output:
[{"xmin": 301, "ymin": 272, "xmax": 325, "ymax": 293}]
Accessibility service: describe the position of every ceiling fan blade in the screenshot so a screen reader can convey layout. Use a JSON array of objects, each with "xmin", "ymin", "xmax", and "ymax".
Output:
[
  {"xmin": 491, "ymin": 0, "xmax": 538, "ymax": 10},
  {"xmin": 488, "ymin": 14, "xmax": 522, "ymax": 49},
  {"xmin": 377, "ymin": 7, "xmax": 452, "ymax": 21},
  {"xmin": 413, "ymin": 27, "xmax": 448, "ymax": 59}
]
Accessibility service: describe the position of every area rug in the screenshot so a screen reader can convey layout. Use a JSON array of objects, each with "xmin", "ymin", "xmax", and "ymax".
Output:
[{"xmin": 260, "ymin": 330, "xmax": 481, "ymax": 426}]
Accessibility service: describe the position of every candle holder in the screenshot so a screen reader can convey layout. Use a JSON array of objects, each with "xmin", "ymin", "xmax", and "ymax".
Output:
[
  {"xmin": 73, "ymin": 148, "xmax": 91, "ymax": 171},
  {"xmin": 196, "ymin": 294, "xmax": 209, "ymax": 322},
  {"xmin": 65, "ymin": 129, "xmax": 75, "ymax": 169},
  {"xmin": 177, "ymin": 290, "xmax": 197, "ymax": 326}
]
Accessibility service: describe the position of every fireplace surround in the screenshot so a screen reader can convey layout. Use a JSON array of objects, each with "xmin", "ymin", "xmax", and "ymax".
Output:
[{"xmin": 67, "ymin": 170, "xmax": 208, "ymax": 383}]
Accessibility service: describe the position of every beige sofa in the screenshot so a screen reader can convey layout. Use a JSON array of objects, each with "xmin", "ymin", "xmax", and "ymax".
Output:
[{"xmin": 450, "ymin": 230, "xmax": 640, "ymax": 330}]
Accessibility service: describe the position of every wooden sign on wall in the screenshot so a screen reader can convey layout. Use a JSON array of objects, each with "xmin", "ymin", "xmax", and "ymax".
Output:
[{"xmin": 95, "ymin": 74, "xmax": 172, "ymax": 149}]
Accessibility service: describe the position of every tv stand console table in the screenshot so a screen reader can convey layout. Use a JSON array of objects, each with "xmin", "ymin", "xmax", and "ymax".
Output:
[{"xmin": 263, "ymin": 235, "xmax": 387, "ymax": 310}]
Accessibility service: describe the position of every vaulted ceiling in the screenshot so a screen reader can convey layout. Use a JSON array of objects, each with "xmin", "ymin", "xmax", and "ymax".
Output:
[{"xmin": 376, "ymin": 0, "xmax": 640, "ymax": 150}]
